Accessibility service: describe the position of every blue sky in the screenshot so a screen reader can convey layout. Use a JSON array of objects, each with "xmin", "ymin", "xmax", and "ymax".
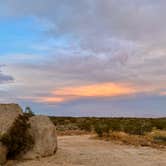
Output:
[
  {"xmin": 0, "ymin": 0, "xmax": 166, "ymax": 117},
  {"xmin": 0, "ymin": 17, "xmax": 43, "ymax": 54}
]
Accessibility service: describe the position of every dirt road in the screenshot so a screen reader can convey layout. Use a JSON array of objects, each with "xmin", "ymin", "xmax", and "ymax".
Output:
[{"xmin": 12, "ymin": 135, "xmax": 166, "ymax": 166}]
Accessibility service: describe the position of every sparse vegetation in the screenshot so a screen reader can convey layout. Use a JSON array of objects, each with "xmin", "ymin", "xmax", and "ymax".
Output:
[
  {"xmin": 50, "ymin": 117, "xmax": 166, "ymax": 134},
  {"xmin": 94, "ymin": 122, "xmax": 110, "ymax": 137},
  {"xmin": 0, "ymin": 114, "xmax": 34, "ymax": 159},
  {"xmin": 154, "ymin": 135, "xmax": 166, "ymax": 143},
  {"xmin": 50, "ymin": 117, "xmax": 166, "ymax": 146},
  {"xmin": 25, "ymin": 106, "xmax": 35, "ymax": 117}
]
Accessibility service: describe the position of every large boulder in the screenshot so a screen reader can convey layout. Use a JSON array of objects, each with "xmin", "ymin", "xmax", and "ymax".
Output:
[
  {"xmin": 0, "ymin": 104, "xmax": 22, "ymax": 135},
  {"xmin": 22, "ymin": 115, "xmax": 57, "ymax": 159},
  {"xmin": 0, "ymin": 104, "xmax": 57, "ymax": 162},
  {"xmin": 0, "ymin": 104, "xmax": 22, "ymax": 164}
]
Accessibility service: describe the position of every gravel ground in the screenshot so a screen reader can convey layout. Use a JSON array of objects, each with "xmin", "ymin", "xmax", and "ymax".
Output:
[{"xmin": 7, "ymin": 135, "xmax": 166, "ymax": 166}]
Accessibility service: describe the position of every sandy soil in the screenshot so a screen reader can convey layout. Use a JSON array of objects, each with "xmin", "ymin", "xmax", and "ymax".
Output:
[{"xmin": 9, "ymin": 135, "xmax": 166, "ymax": 166}]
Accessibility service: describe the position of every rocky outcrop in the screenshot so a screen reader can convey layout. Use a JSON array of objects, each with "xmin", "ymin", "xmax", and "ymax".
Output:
[
  {"xmin": 0, "ymin": 104, "xmax": 22, "ymax": 164},
  {"xmin": 22, "ymin": 115, "xmax": 57, "ymax": 159},
  {"xmin": 0, "ymin": 104, "xmax": 57, "ymax": 164},
  {"xmin": 0, "ymin": 104, "xmax": 22, "ymax": 135}
]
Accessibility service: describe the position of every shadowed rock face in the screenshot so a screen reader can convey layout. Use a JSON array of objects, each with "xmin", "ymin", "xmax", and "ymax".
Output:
[
  {"xmin": 0, "ymin": 142, "xmax": 7, "ymax": 165},
  {"xmin": 0, "ymin": 104, "xmax": 22, "ymax": 164}
]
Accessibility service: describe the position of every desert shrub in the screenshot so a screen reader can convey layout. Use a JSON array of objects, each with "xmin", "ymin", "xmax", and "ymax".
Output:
[
  {"xmin": 109, "ymin": 120, "xmax": 121, "ymax": 132},
  {"xmin": 151, "ymin": 119, "xmax": 166, "ymax": 130},
  {"xmin": 93, "ymin": 118, "xmax": 153, "ymax": 136},
  {"xmin": 94, "ymin": 122, "xmax": 110, "ymax": 137},
  {"xmin": 50, "ymin": 117, "xmax": 69, "ymax": 125},
  {"xmin": 123, "ymin": 119, "xmax": 153, "ymax": 135},
  {"xmin": 25, "ymin": 106, "xmax": 35, "ymax": 117},
  {"xmin": 77, "ymin": 121, "xmax": 92, "ymax": 131},
  {"xmin": 149, "ymin": 130, "xmax": 166, "ymax": 145},
  {"xmin": 94, "ymin": 123, "xmax": 103, "ymax": 137},
  {"xmin": 49, "ymin": 116, "xmax": 166, "ymax": 137},
  {"xmin": 0, "ymin": 114, "xmax": 34, "ymax": 159},
  {"xmin": 153, "ymin": 135, "xmax": 166, "ymax": 143}
]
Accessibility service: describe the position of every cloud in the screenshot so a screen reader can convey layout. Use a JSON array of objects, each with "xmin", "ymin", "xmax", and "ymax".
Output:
[
  {"xmin": 31, "ymin": 81, "xmax": 159, "ymax": 104},
  {"xmin": 2, "ymin": 48, "xmax": 165, "ymax": 105},
  {"xmin": 2, "ymin": 0, "xmax": 165, "ymax": 87},
  {"xmin": 4, "ymin": 0, "xmax": 166, "ymax": 49},
  {"xmin": 159, "ymin": 91, "xmax": 166, "ymax": 96},
  {"xmin": 0, "ymin": 65, "xmax": 14, "ymax": 84},
  {"xmin": 37, "ymin": 82, "xmax": 136, "ymax": 103},
  {"xmin": 0, "ymin": 0, "xmax": 165, "ymax": 115}
]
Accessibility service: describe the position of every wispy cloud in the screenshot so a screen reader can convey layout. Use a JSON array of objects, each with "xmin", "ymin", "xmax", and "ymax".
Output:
[
  {"xmin": 35, "ymin": 82, "xmax": 162, "ymax": 104},
  {"xmin": 0, "ymin": 65, "xmax": 14, "ymax": 84},
  {"xmin": 0, "ymin": 0, "xmax": 165, "ymax": 116},
  {"xmin": 159, "ymin": 91, "xmax": 166, "ymax": 96}
]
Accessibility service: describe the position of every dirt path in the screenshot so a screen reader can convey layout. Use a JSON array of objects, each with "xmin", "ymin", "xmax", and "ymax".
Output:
[{"xmin": 11, "ymin": 135, "xmax": 166, "ymax": 166}]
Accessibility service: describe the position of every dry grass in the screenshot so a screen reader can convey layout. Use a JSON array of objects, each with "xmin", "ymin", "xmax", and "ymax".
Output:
[
  {"xmin": 147, "ymin": 130, "xmax": 166, "ymax": 145},
  {"xmin": 57, "ymin": 129, "xmax": 90, "ymax": 136},
  {"xmin": 98, "ymin": 130, "xmax": 166, "ymax": 148},
  {"xmin": 109, "ymin": 132, "xmax": 152, "ymax": 146}
]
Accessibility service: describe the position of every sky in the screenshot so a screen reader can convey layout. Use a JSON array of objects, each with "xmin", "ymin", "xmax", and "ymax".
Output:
[{"xmin": 0, "ymin": 0, "xmax": 166, "ymax": 117}]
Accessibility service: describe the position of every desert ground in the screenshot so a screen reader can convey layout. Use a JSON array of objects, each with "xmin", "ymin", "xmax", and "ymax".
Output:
[{"xmin": 8, "ymin": 135, "xmax": 166, "ymax": 166}]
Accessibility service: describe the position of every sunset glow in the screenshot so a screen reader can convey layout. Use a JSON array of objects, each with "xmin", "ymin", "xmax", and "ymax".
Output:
[
  {"xmin": 54, "ymin": 83, "xmax": 136, "ymax": 97},
  {"xmin": 37, "ymin": 83, "xmax": 136, "ymax": 103},
  {"xmin": 0, "ymin": 0, "xmax": 165, "ymax": 117}
]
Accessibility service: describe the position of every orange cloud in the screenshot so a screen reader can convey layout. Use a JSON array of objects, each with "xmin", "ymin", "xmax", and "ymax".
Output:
[
  {"xmin": 39, "ymin": 82, "xmax": 137, "ymax": 103},
  {"xmin": 38, "ymin": 97, "xmax": 65, "ymax": 103},
  {"xmin": 53, "ymin": 83, "xmax": 136, "ymax": 97},
  {"xmin": 159, "ymin": 91, "xmax": 166, "ymax": 96}
]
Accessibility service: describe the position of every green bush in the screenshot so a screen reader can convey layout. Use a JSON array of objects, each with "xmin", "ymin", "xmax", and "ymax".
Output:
[
  {"xmin": 94, "ymin": 122, "xmax": 110, "ymax": 137},
  {"xmin": 25, "ymin": 106, "xmax": 35, "ymax": 117},
  {"xmin": 49, "ymin": 116, "xmax": 166, "ymax": 137},
  {"xmin": 122, "ymin": 120, "xmax": 153, "ymax": 135},
  {"xmin": 77, "ymin": 121, "xmax": 92, "ymax": 131},
  {"xmin": 109, "ymin": 120, "xmax": 121, "ymax": 132},
  {"xmin": 151, "ymin": 119, "xmax": 166, "ymax": 130},
  {"xmin": 0, "ymin": 114, "xmax": 34, "ymax": 159}
]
